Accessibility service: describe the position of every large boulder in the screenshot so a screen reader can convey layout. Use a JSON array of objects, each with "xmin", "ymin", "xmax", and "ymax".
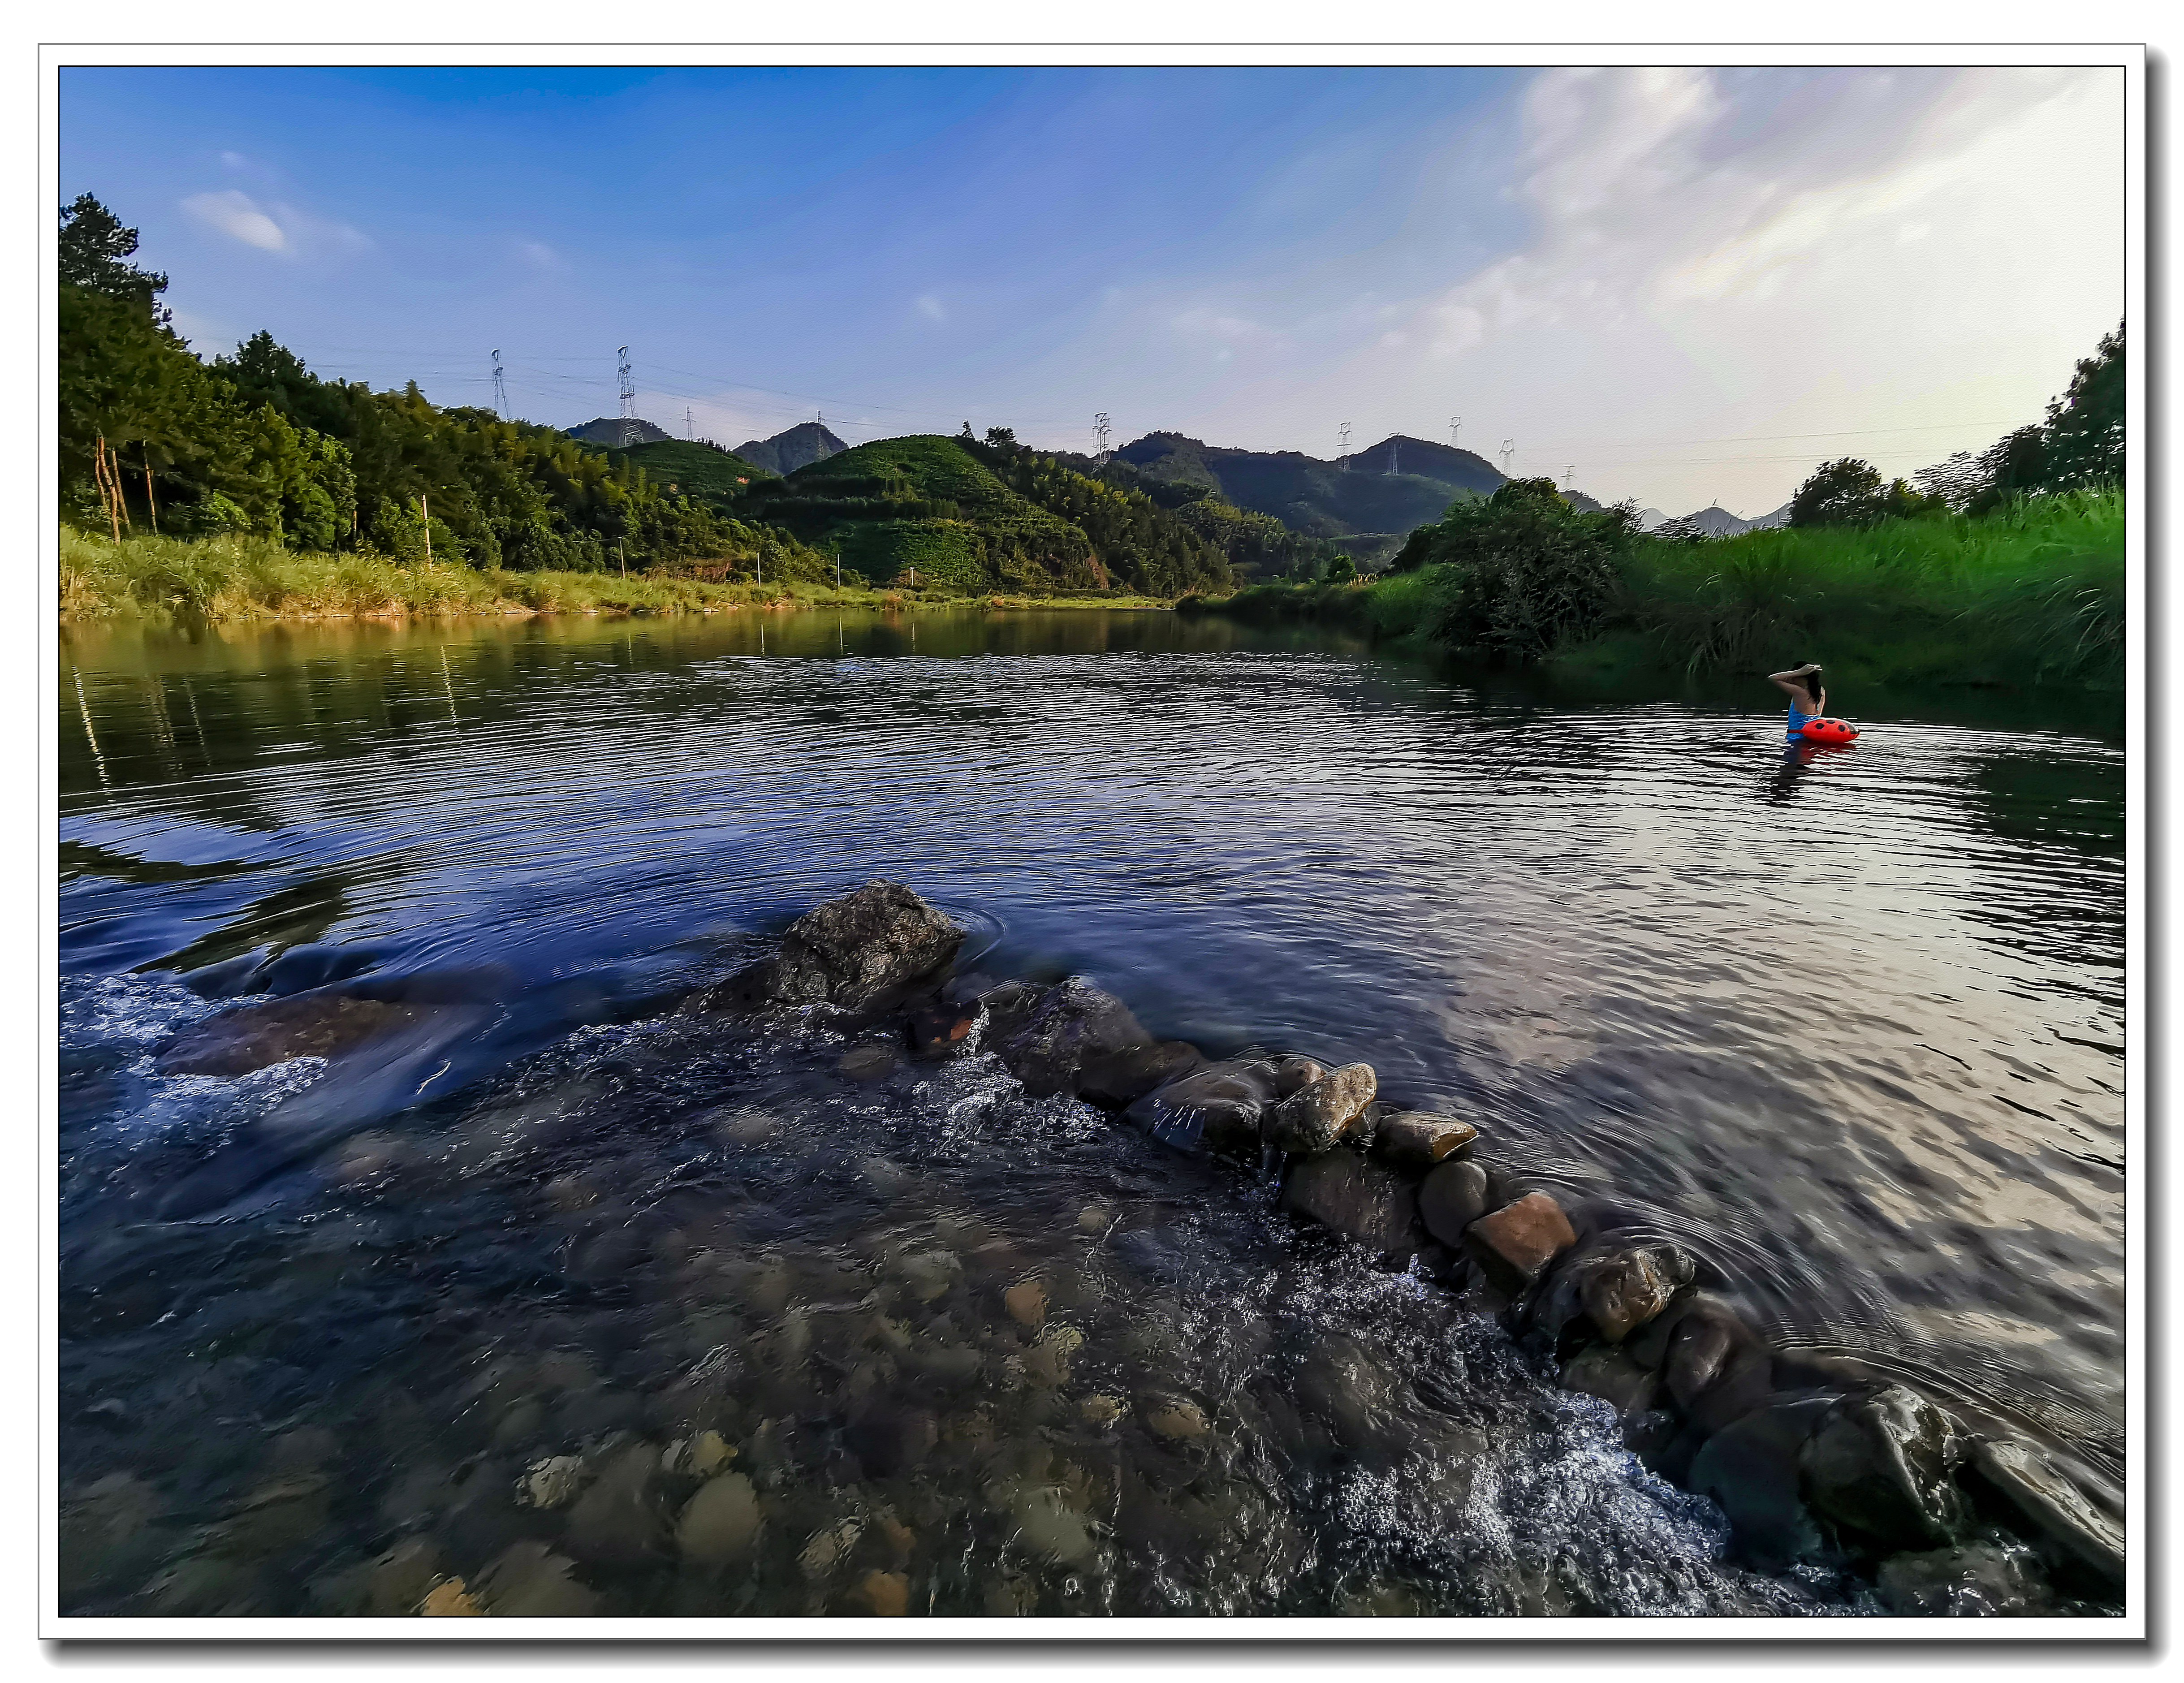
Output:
[
  {"xmin": 698, "ymin": 882, "xmax": 963, "ymax": 1014},
  {"xmin": 1263, "ymin": 1064, "xmax": 1378, "ymax": 1154},
  {"xmin": 1687, "ymin": 1393, "xmax": 1837, "ymax": 1568},
  {"xmin": 1560, "ymin": 1343, "xmax": 1659, "ymax": 1420},
  {"xmin": 1126, "ymin": 1058, "xmax": 1281, "ymax": 1156},
  {"xmin": 1800, "ymin": 1386, "xmax": 1970, "ymax": 1552},
  {"xmin": 1877, "ymin": 1539, "xmax": 2055, "ymax": 1616},
  {"xmin": 1968, "ymin": 1438, "xmax": 2125, "ymax": 1590},
  {"xmin": 1464, "ymin": 1192, "xmax": 1577, "ymax": 1288},
  {"xmin": 992, "ymin": 978, "xmax": 1155, "ymax": 1097},
  {"xmin": 1280, "ymin": 1150, "xmax": 1427, "ymax": 1256}
]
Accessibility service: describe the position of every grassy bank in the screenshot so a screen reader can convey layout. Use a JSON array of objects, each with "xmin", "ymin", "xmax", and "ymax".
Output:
[
  {"xmin": 58, "ymin": 528, "xmax": 1174, "ymax": 621},
  {"xmin": 1198, "ymin": 492, "xmax": 2126, "ymax": 695}
]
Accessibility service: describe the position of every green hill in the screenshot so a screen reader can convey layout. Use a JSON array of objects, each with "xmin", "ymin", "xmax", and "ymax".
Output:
[
  {"xmin": 736, "ymin": 434, "xmax": 1232, "ymax": 596},
  {"xmin": 1115, "ymin": 431, "xmax": 1503, "ymax": 550},
  {"xmin": 608, "ymin": 438, "xmax": 777, "ymax": 511}
]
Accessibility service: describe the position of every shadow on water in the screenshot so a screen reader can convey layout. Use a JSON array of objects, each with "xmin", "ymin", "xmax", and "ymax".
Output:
[{"xmin": 55, "ymin": 608, "xmax": 2125, "ymax": 1618}]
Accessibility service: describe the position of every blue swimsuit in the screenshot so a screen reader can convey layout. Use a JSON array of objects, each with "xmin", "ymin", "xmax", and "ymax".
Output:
[{"xmin": 1787, "ymin": 703, "xmax": 1811, "ymax": 741}]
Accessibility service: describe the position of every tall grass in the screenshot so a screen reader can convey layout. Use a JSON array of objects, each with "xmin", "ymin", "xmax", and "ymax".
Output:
[
  {"xmin": 1610, "ymin": 490, "xmax": 2124, "ymax": 690},
  {"xmin": 57, "ymin": 527, "xmax": 1165, "ymax": 621}
]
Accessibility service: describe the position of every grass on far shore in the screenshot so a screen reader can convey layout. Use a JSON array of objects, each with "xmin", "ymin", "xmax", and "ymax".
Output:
[
  {"xmin": 1201, "ymin": 490, "xmax": 2126, "ymax": 695},
  {"xmin": 58, "ymin": 527, "xmax": 1174, "ymax": 621}
]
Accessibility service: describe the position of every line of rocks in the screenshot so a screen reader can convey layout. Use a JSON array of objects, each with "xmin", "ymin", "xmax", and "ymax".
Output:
[{"xmin": 695, "ymin": 881, "xmax": 2126, "ymax": 1617}]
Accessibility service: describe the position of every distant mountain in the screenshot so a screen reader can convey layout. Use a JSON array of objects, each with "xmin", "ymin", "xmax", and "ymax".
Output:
[
  {"xmin": 736, "ymin": 422, "xmax": 848, "ymax": 477},
  {"xmin": 568, "ymin": 415, "xmax": 671, "ymax": 446},
  {"xmin": 607, "ymin": 438, "xmax": 776, "ymax": 511},
  {"xmin": 1114, "ymin": 432, "xmax": 1503, "ymax": 546},
  {"xmin": 1654, "ymin": 501, "xmax": 1794, "ymax": 537}
]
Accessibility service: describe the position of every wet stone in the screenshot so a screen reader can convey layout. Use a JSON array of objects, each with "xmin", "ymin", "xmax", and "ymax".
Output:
[
  {"xmin": 1076, "ymin": 1040, "xmax": 1205, "ymax": 1109},
  {"xmin": 475, "ymin": 1541, "xmax": 601, "ymax": 1616},
  {"xmin": 1561, "ymin": 1343, "xmax": 1660, "ymax": 1420},
  {"xmin": 906, "ymin": 1000, "xmax": 980, "ymax": 1057},
  {"xmin": 1417, "ymin": 1159, "xmax": 1492, "ymax": 1247},
  {"xmin": 677, "ymin": 1472, "xmax": 763, "ymax": 1564},
  {"xmin": 855, "ymin": 1569, "xmax": 911, "ymax": 1615},
  {"xmin": 419, "ymin": 1577, "xmax": 483, "ymax": 1616},
  {"xmin": 1142, "ymin": 1395, "xmax": 1210, "ymax": 1440},
  {"xmin": 562, "ymin": 1442, "xmax": 669, "ymax": 1566},
  {"xmin": 1969, "ymin": 1437, "xmax": 2125, "ymax": 1589},
  {"xmin": 1877, "ymin": 1539, "xmax": 2055, "ymax": 1617},
  {"xmin": 1686, "ymin": 1393, "xmax": 1835, "ymax": 1569},
  {"xmin": 1279, "ymin": 1150, "xmax": 1428, "ymax": 1256},
  {"xmin": 1372, "ymin": 1111, "xmax": 1479, "ymax": 1169},
  {"xmin": 992, "ymin": 976, "xmax": 1153, "ymax": 1098},
  {"xmin": 516, "ymin": 1454, "xmax": 588, "ymax": 1510},
  {"xmin": 1270, "ymin": 1056, "xmax": 1325, "ymax": 1098},
  {"xmin": 1800, "ymin": 1386, "xmax": 1970, "ymax": 1552},
  {"xmin": 1125, "ymin": 1058, "xmax": 1280, "ymax": 1156},
  {"xmin": 1003, "ymin": 1278, "xmax": 1048, "ymax": 1329},
  {"xmin": 838, "ymin": 1041, "xmax": 899, "ymax": 1082},
  {"xmin": 1465, "ymin": 1191, "xmax": 1578, "ymax": 1286},
  {"xmin": 1263, "ymin": 1063, "xmax": 1377, "ymax": 1154},
  {"xmin": 155, "ymin": 992, "xmax": 428, "ymax": 1077},
  {"xmin": 703, "ymin": 880, "xmax": 965, "ymax": 1014}
]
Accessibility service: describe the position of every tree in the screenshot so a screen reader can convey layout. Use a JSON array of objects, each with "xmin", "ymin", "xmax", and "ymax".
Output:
[
  {"xmin": 59, "ymin": 193, "xmax": 169, "ymax": 322},
  {"xmin": 1323, "ymin": 554, "xmax": 1357, "ymax": 583},
  {"xmin": 1788, "ymin": 458, "xmax": 1887, "ymax": 528},
  {"xmin": 2041, "ymin": 321, "xmax": 2124, "ymax": 489}
]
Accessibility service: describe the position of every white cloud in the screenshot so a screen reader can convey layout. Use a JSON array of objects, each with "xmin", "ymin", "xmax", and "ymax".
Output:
[
  {"xmin": 181, "ymin": 188, "xmax": 371, "ymax": 258},
  {"xmin": 915, "ymin": 293, "xmax": 946, "ymax": 322},
  {"xmin": 519, "ymin": 240, "xmax": 565, "ymax": 271},
  {"xmin": 183, "ymin": 190, "xmax": 288, "ymax": 252},
  {"xmin": 219, "ymin": 150, "xmax": 250, "ymax": 169}
]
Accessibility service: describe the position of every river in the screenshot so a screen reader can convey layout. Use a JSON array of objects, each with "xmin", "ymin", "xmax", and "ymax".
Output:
[{"xmin": 56, "ymin": 607, "xmax": 2126, "ymax": 1618}]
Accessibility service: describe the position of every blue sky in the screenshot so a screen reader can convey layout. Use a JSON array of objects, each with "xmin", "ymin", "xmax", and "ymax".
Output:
[{"xmin": 60, "ymin": 65, "xmax": 2125, "ymax": 514}]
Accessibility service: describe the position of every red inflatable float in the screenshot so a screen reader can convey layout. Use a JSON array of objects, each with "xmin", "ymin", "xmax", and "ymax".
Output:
[{"xmin": 1800, "ymin": 717, "xmax": 1859, "ymax": 744}]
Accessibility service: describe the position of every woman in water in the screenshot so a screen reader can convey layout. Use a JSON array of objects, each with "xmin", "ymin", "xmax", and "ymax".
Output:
[{"xmin": 1767, "ymin": 662, "xmax": 1825, "ymax": 741}]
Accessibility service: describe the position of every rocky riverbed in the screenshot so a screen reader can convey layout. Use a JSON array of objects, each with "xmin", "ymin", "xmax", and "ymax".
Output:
[{"xmin": 57, "ymin": 881, "xmax": 2125, "ymax": 1620}]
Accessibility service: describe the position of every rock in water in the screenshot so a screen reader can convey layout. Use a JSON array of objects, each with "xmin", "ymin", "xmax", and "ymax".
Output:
[
  {"xmin": 1270, "ymin": 1056, "xmax": 1325, "ymax": 1097},
  {"xmin": 473, "ymin": 1541, "xmax": 600, "ymax": 1616},
  {"xmin": 1371, "ymin": 1112, "xmax": 1478, "ymax": 1168},
  {"xmin": 1417, "ymin": 1160, "xmax": 1491, "ymax": 1247},
  {"xmin": 1969, "ymin": 1438, "xmax": 2125, "ymax": 1589},
  {"xmin": 1877, "ymin": 1540, "xmax": 2055, "ymax": 1616},
  {"xmin": 1076, "ymin": 1040, "xmax": 1205, "ymax": 1109},
  {"xmin": 562, "ymin": 1442, "xmax": 669, "ymax": 1566},
  {"xmin": 155, "ymin": 993, "xmax": 429, "ymax": 1076},
  {"xmin": 678, "ymin": 1472, "xmax": 763, "ymax": 1564},
  {"xmin": 700, "ymin": 881, "xmax": 964, "ymax": 1013},
  {"xmin": 1535, "ymin": 1244, "xmax": 1696, "ymax": 1348},
  {"xmin": 1280, "ymin": 1150, "xmax": 1428, "ymax": 1256},
  {"xmin": 1125, "ymin": 1058, "xmax": 1281, "ymax": 1155},
  {"xmin": 1686, "ymin": 1393, "xmax": 1836, "ymax": 1569},
  {"xmin": 1800, "ymin": 1386, "xmax": 1970, "ymax": 1551},
  {"xmin": 992, "ymin": 977, "xmax": 1153, "ymax": 1097},
  {"xmin": 1263, "ymin": 1064, "xmax": 1377, "ymax": 1154},
  {"xmin": 1464, "ymin": 1192, "xmax": 1577, "ymax": 1286},
  {"xmin": 1560, "ymin": 1344, "xmax": 1660, "ymax": 1420}
]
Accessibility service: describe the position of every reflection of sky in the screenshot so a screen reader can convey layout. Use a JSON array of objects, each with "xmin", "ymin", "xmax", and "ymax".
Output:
[
  {"xmin": 58, "ymin": 617, "xmax": 2126, "ymax": 1446},
  {"xmin": 57, "ymin": 64, "xmax": 2125, "ymax": 515}
]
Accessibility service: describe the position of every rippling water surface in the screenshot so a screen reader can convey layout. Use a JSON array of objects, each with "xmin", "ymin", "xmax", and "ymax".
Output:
[{"xmin": 56, "ymin": 608, "xmax": 2125, "ymax": 1618}]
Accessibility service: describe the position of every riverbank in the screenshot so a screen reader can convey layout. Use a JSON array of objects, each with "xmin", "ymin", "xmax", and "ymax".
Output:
[
  {"xmin": 1196, "ymin": 492, "xmax": 2126, "ymax": 699},
  {"xmin": 57, "ymin": 528, "xmax": 1174, "ymax": 622}
]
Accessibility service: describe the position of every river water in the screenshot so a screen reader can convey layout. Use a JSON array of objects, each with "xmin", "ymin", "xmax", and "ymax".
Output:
[{"xmin": 56, "ymin": 608, "xmax": 2126, "ymax": 1619}]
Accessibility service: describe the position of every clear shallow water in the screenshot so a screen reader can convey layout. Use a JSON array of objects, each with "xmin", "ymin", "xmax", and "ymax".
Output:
[{"xmin": 56, "ymin": 609, "xmax": 2125, "ymax": 1617}]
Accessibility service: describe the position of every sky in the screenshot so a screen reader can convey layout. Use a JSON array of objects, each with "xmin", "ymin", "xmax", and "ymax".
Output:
[{"xmin": 59, "ymin": 65, "xmax": 2126, "ymax": 517}]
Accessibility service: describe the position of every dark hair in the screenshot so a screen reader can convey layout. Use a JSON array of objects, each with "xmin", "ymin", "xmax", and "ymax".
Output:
[{"xmin": 1802, "ymin": 667, "xmax": 1823, "ymax": 704}]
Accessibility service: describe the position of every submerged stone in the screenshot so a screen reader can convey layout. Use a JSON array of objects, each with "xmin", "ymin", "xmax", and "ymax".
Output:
[
  {"xmin": 1800, "ymin": 1386, "xmax": 1970, "ymax": 1552},
  {"xmin": 1687, "ymin": 1393, "xmax": 1835, "ymax": 1569},
  {"xmin": 993, "ymin": 976, "xmax": 1154, "ymax": 1097},
  {"xmin": 677, "ymin": 1472, "xmax": 763, "ymax": 1564},
  {"xmin": 1877, "ymin": 1539, "xmax": 2055, "ymax": 1616},
  {"xmin": 1561, "ymin": 1343, "xmax": 1660, "ymax": 1420},
  {"xmin": 1969, "ymin": 1438, "xmax": 2125, "ymax": 1589},
  {"xmin": 155, "ymin": 992, "xmax": 428, "ymax": 1076},
  {"xmin": 475, "ymin": 1541, "xmax": 600, "ymax": 1616},
  {"xmin": 1279, "ymin": 1149, "xmax": 1428, "ymax": 1256}
]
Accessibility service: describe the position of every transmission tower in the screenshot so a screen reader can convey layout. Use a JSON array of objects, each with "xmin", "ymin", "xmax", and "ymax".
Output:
[
  {"xmin": 1450, "ymin": 415, "xmax": 1461, "ymax": 449},
  {"xmin": 1563, "ymin": 465, "xmax": 1575, "ymax": 489},
  {"xmin": 616, "ymin": 346, "xmax": 637, "ymax": 445},
  {"xmin": 491, "ymin": 349, "xmax": 507, "ymax": 418},
  {"xmin": 1499, "ymin": 439, "xmax": 1516, "ymax": 474},
  {"xmin": 1389, "ymin": 436, "xmax": 1400, "ymax": 476},
  {"xmin": 686, "ymin": 407, "xmax": 695, "ymax": 440},
  {"xmin": 1094, "ymin": 412, "xmax": 1111, "ymax": 454},
  {"xmin": 1338, "ymin": 422, "xmax": 1352, "ymax": 469}
]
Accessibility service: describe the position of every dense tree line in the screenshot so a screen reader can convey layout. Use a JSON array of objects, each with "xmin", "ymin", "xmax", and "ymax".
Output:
[
  {"xmin": 58, "ymin": 194, "xmax": 816, "ymax": 576},
  {"xmin": 958, "ymin": 428, "xmax": 1234, "ymax": 596}
]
